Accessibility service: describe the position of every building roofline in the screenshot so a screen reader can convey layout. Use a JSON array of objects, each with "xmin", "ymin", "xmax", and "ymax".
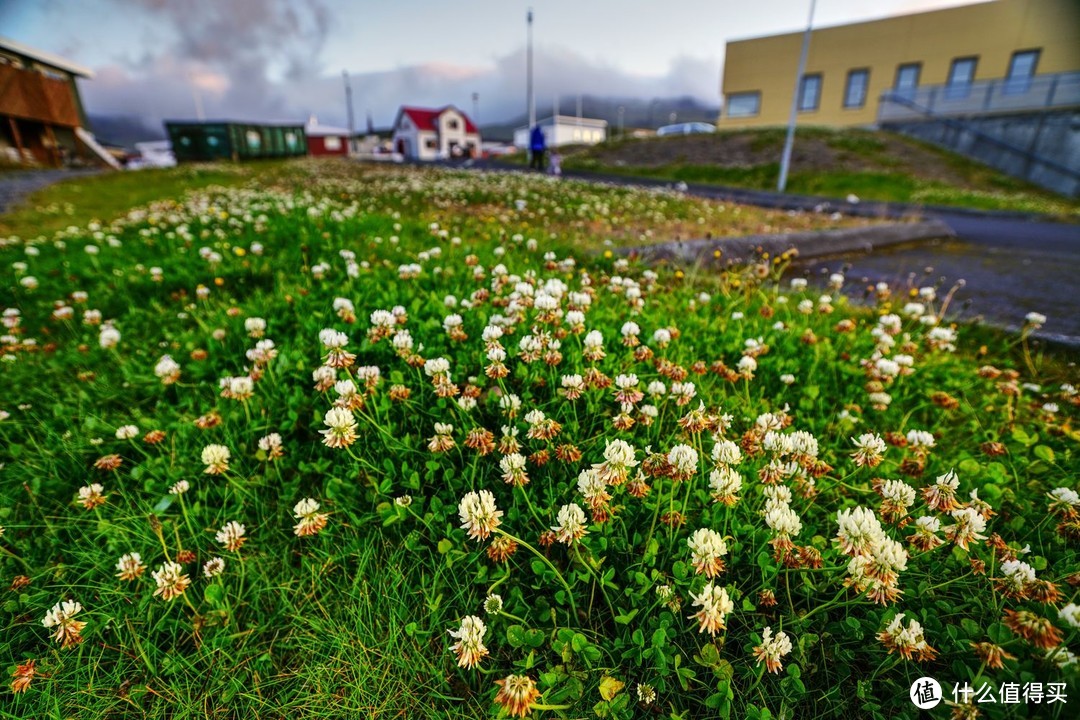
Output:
[
  {"xmin": 0, "ymin": 36, "xmax": 95, "ymax": 78},
  {"xmin": 515, "ymin": 115, "xmax": 609, "ymax": 131},
  {"xmin": 725, "ymin": 0, "xmax": 996, "ymax": 45},
  {"xmin": 164, "ymin": 119, "xmax": 306, "ymax": 128}
]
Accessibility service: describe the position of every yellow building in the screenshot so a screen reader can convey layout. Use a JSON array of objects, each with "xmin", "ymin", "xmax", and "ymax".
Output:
[{"xmin": 718, "ymin": 0, "xmax": 1080, "ymax": 128}]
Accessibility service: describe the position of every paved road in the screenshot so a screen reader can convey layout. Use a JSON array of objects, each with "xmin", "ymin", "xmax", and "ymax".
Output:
[
  {"xmin": 0, "ymin": 169, "xmax": 101, "ymax": 216},
  {"xmin": 475, "ymin": 164, "xmax": 1080, "ymax": 345}
]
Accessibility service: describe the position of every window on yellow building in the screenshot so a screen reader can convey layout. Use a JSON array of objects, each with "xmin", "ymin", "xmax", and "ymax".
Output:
[
  {"xmin": 844, "ymin": 69, "xmax": 869, "ymax": 109},
  {"xmin": 946, "ymin": 57, "xmax": 978, "ymax": 99},
  {"xmin": 726, "ymin": 92, "xmax": 761, "ymax": 118},
  {"xmin": 798, "ymin": 74, "xmax": 822, "ymax": 112},
  {"xmin": 894, "ymin": 63, "xmax": 920, "ymax": 99},
  {"xmin": 1005, "ymin": 49, "xmax": 1039, "ymax": 95}
]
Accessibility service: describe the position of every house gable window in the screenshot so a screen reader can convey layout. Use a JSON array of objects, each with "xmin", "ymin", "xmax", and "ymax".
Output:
[
  {"xmin": 844, "ymin": 69, "xmax": 869, "ymax": 109},
  {"xmin": 446, "ymin": 118, "xmax": 460, "ymax": 130},
  {"xmin": 726, "ymin": 92, "xmax": 761, "ymax": 118},
  {"xmin": 425, "ymin": 138, "xmax": 437, "ymax": 150}
]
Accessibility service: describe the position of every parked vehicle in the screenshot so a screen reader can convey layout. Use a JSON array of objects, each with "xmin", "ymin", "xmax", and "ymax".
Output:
[{"xmin": 656, "ymin": 122, "xmax": 716, "ymax": 136}]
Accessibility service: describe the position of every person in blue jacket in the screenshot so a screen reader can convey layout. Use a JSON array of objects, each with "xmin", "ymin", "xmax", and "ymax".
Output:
[{"xmin": 529, "ymin": 125, "xmax": 546, "ymax": 171}]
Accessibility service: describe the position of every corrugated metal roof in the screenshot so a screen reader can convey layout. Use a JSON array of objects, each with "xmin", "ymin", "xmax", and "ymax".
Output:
[
  {"xmin": 305, "ymin": 122, "xmax": 352, "ymax": 137},
  {"xmin": 0, "ymin": 36, "xmax": 94, "ymax": 78}
]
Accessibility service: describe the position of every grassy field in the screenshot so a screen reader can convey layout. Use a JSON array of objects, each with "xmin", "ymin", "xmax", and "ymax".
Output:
[
  {"xmin": 1, "ymin": 160, "xmax": 1077, "ymax": 719},
  {"xmin": 548, "ymin": 127, "xmax": 1080, "ymax": 219}
]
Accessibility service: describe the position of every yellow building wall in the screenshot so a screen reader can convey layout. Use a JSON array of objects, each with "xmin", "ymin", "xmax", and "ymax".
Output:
[{"xmin": 718, "ymin": 0, "xmax": 1080, "ymax": 128}]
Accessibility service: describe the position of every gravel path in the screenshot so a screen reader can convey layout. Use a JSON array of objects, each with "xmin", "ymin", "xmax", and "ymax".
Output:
[{"xmin": 0, "ymin": 169, "xmax": 102, "ymax": 215}]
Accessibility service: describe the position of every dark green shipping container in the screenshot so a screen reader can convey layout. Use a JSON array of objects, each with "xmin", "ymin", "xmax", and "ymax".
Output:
[{"xmin": 166, "ymin": 121, "xmax": 306, "ymax": 162}]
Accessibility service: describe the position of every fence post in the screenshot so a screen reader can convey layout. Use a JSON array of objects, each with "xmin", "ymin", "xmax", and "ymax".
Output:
[{"xmin": 1045, "ymin": 75, "xmax": 1060, "ymax": 107}]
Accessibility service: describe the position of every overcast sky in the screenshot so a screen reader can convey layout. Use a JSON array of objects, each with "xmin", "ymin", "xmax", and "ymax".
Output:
[{"xmin": 2, "ymin": 0, "xmax": 988, "ymax": 131}]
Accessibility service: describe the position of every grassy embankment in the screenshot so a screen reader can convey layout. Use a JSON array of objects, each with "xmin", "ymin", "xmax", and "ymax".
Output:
[{"xmin": 525, "ymin": 127, "xmax": 1080, "ymax": 218}]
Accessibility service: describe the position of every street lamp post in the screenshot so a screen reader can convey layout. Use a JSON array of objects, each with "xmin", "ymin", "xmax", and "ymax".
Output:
[
  {"xmin": 527, "ymin": 9, "xmax": 535, "ymax": 130},
  {"xmin": 777, "ymin": 0, "xmax": 817, "ymax": 193}
]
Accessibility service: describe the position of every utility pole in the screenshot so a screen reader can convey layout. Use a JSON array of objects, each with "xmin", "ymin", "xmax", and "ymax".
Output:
[
  {"xmin": 777, "ymin": 0, "xmax": 817, "ymax": 193},
  {"xmin": 343, "ymin": 70, "xmax": 356, "ymax": 151},
  {"xmin": 527, "ymin": 8, "xmax": 535, "ymax": 130},
  {"xmin": 189, "ymin": 72, "xmax": 205, "ymax": 121},
  {"xmin": 472, "ymin": 92, "xmax": 480, "ymax": 126}
]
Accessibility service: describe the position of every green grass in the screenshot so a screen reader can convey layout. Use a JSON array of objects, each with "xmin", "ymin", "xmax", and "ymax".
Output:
[
  {"xmin": 1, "ymin": 161, "xmax": 1077, "ymax": 719},
  {"xmin": 0, "ymin": 163, "xmax": 267, "ymax": 239},
  {"xmin": 555, "ymin": 127, "xmax": 1080, "ymax": 219}
]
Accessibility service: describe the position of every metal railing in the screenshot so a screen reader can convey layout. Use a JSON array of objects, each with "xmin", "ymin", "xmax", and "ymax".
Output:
[
  {"xmin": 876, "ymin": 90, "xmax": 1080, "ymax": 197},
  {"xmin": 877, "ymin": 71, "xmax": 1080, "ymax": 122}
]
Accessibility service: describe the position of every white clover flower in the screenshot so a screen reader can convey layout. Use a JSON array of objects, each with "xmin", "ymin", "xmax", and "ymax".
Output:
[
  {"xmin": 851, "ymin": 433, "xmax": 886, "ymax": 466},
  {"xmin": 668, "ymin": 444, "xmax": 699, "ymax": 477},
  {"xmin": 448, "ymin": 615, "xmax": 488, "ymax": 668},
  {"xmin": 203, "ymin": 557, "xmax": 226, "ymax": 578},
  {"xmin": 902, "ymin": 430, "xmax": 932, "ymax": 449},
  {"xmin": 736, "ymin": 356, "xmax": 757, "ymax": 375},
  {"xmin": 115, "ymin": 425, "xmax": 139, "ymax": 440},
  {"xmin": 552, "ymin": 503, "xmax": 588, "ymax": 544},
  {"xmin": 1059, "ymin": 603, "xmax": 1080, "ymax": 630},
  {"xmin": 484, "ymin": 594, "xmax": 504, "ymax": 616},
  {"xmin": 215, "ymin": 521, "xmax": 246, "ymax": 551},
  {"xmin": 99, "ymin": 325, "xmax": 120, "ymax": 349},
  {"xmin": 764, "ymin": 503, "xmax": 802, "ymax": 537},
  {"xmin": 881, "ymin": 479, "xmax": 916, "ymax": 507},
  {"xmin": 424, "ymin": 357, "xmax": 451, "ymax": 376},
  {"xmin": 459, "ymin": 491, "xmax": 502, "ymax": 541},
  {"xmin": 201, "ymin": 444, "xmax": 230, "ymax": 474},
  {"xmin": 319, "ymin": 329, "xmax": 348, "ymax": 348},
  {"xmin": 602, "ymin": 439, "xmax": 637, "ymax": 468},
  {"xmin": 688, "ymin": 582, "xmax": 733, "ymax": 635},
  {"xmin": 836, "ymin": 507, "xmax": 885, "ymax": 556},
  {"xmin": 709, "ymin": 466, "xmax": 742, "ymax": 501},
  {"xmin": 753, "ymin": 626, "xmax": 794, "ymax": 673},
  {"xmin": 244, "ymin": 317, "xmax": 266, "ymax": 337},
  {"xmin": 711, "ymin": 439, "xmax": 742, "ymax": 467},
  {"xmin": 154, "ymin": 354, "xmax": 181, "ymax": 383},
  {"xmin": 688, "ymin": 528, "xmax": 728, "ymax": 577}
]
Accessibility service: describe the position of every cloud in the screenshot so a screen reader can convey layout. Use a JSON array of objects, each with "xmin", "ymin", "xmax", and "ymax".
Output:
[{"xmin": 78, "ymin": 1, "xmax": 719, "ymax": 136}]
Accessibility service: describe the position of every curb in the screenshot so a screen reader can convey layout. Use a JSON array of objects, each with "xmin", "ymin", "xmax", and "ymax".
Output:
[{"xmin": 615, "ymin": 220, "xmax": 956, "ymax": 266}]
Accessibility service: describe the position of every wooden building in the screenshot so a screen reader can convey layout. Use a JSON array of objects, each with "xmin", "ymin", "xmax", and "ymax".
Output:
[{"xmin": 0, "ymin": 36, "xmax": 117, "ymax": 167}]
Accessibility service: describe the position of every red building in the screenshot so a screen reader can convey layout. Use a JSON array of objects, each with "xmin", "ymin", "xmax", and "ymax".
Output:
[{"xmin": 305, "ymin": 118, "xmax": 351, "ymax": 157}]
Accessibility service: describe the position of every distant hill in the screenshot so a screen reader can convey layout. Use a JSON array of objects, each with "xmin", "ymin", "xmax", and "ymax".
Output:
[
  {"xmin": 87, "ymin": 115, "xmax": 166, "ymax": 149},
  {"xmin": 480, "ymin": 95, "xmax": 720, "ymax": 142}
]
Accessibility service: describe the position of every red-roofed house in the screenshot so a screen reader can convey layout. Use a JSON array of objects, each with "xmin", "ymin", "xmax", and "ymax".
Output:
[{"xmin": 391, "ymin": 105, "xmax": 481, "ymax": 161}]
